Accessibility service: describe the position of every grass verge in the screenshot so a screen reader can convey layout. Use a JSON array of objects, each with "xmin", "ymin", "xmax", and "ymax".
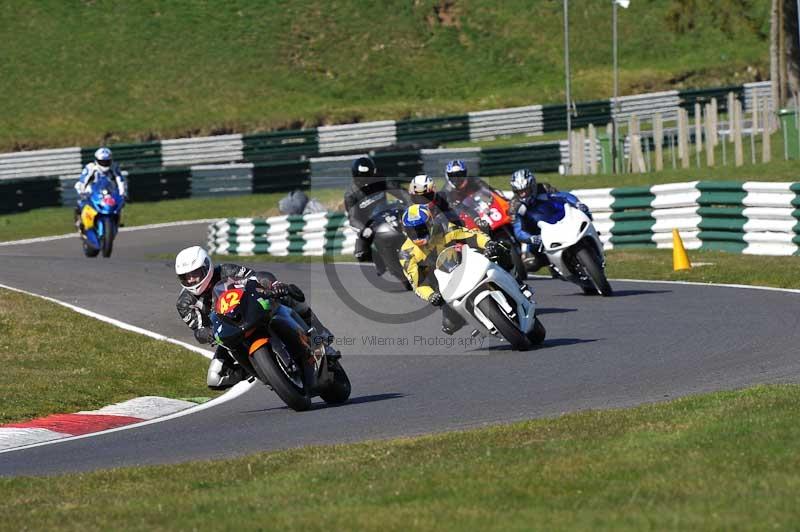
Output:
[
  {"xmin": 0, "ymin": 189, "xmax": 344, "ymax": 243},
  {"xmin": 0, "ymin": 288, "xmax": 213, "ymax": 424},
  {"xmin": 604, "ymin": 249, "xmax": 800, "ymax": 290},
  {"xmin": 3, "ymin": 385, "xmax": 800, "ymax": 529}
]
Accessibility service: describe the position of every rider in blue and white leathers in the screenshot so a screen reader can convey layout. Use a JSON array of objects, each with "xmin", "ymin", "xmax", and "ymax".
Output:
[
  {"xmin": 510, "ymin": 168, "xmax": 590, "ymax": 272},
  {"xmin": 74, "ymin": 147, "xmax": 127, "ymax": 231}
]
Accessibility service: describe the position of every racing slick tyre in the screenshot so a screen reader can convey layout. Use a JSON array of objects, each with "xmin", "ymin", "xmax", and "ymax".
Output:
[
  {"xmin": 527, "ymin": 317, "xmax": 546, "ymax": 346},
  {"xmin": 251, "ymin": 347, "xmax": 312, "ymax": 411},
  {"xmin": 82, "ymin": 240, "xmax": 99, "ymax": 258},
  {"xmin": 319, "ymin": 358, "xmax": 351, "ymax": 405},
  {"xmin": 576, "ymin": 247, "xmax": 613, "ymax": 297},
  {"xmin": 477, "ymin": 297, "xmax": 531, "ymax": 351},
  {"xmin": 101, "ymin": 223, "xmax": 114, "ymax": 258}
]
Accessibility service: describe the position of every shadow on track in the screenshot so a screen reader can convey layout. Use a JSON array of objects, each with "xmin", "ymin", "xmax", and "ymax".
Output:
[
  {"xmin": 470, "ymin": 337, "xmax": 600, "ymax": 353},
  {"xmin": 240, "ymin": 392, "xmax": 406, "ymax": 414},
  {"xmin": 559, "ymin": 289, "xmax": 671, "ymax": 298},
  {"xmin": 536, "ymin": 307, "xmax": 578, "ymax": 315}
]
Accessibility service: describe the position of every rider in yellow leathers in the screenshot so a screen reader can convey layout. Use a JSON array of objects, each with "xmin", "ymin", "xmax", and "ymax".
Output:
[{"xmin": 398, "ymin": 204, "xmax": 515, "ymax": 335}]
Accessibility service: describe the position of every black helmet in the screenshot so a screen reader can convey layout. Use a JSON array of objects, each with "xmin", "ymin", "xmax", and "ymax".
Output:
[{"xmin": 351, "ymin": 156, "xmax": 377, "ymax": 187}]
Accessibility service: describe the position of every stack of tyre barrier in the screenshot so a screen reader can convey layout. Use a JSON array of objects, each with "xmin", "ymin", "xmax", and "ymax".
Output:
[
  {"xmin": 207, "ymin": 212, "xmax": 356, "ymax": 256},
  {"xmin": 208, "ymin": 181, "xmax": 800, "ymax": 257},
  {"xmin": 573, "ymin": 181, "xmax": 800, "ymax": 255}
]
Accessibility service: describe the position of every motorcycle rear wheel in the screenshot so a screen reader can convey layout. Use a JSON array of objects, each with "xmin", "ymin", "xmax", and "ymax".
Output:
[
  {"xmin": 575, "ymin": 247, "xmax": 612, "ymax": 297},
  {"xmin": 251, "ymin": 347, "xmax": 312, "ymax": 411},
  {"xmin": 82, "ymin": 239, "xmax": 99, "ymax": 258},
  {"xmin": 476, "ymin": 297, "xmax": 531, "ymax": 351}
]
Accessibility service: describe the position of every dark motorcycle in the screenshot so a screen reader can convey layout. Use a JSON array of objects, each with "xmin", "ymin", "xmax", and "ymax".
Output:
[
  {"xmin": 366, "ymin": 199, "xmax": 412, "ymax": 290},
  {"xmin": 209, "ymin": 278, "xmax": 351, "ymax": 411}
]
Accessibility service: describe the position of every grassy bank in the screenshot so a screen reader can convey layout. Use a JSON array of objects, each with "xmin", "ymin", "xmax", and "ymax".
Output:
[
  {"xmin": 3, "ymin": 384, "xmax": 799, "ymax": 529},
  {"xmin": 0, "ymin": 288, "xmax": 213, "ymax": 424},
  {"xmin": 2, "ymin": 1, "xmax": 769, "ymax": 151}
]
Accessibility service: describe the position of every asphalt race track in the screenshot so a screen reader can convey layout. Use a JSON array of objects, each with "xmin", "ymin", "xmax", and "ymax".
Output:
[{"xmin": 1, "ymin": 222, "xmax": 799, "ymax": 477}]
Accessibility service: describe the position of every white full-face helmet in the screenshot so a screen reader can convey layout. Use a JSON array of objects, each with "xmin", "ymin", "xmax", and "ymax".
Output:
[
  {"xmin": 175, "ymin": 246, "xmax": 214, "ymax": 296},
  {"xmin": 408, "ymin": 174, "xmax": 435, "ymax": 203},
  {"xmin": 94, "ymin": 147, "xmax": 113, "ymax": 171}
]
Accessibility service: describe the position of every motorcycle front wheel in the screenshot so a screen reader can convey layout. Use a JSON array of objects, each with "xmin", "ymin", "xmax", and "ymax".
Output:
[
  {"xmin": 476, "ymin": 297, "xmax": 531, "ymax": 351},
  {"xmin": 575, "ymin": 247, "xmax": 613, "ymax": 297},
  {"xmin": 251, "ymin": 347, "xmax": 312, "ymax": 411},
  {"xmin": 100, "ymin": 219, "xmax": 115, "ymax": 258},
  {"xmin": 319, "ymin": 358, "xmax": 351, "ymax": 405}
]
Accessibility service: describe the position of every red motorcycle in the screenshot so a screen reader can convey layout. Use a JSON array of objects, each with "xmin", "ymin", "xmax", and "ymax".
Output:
[{"xmin": 453, "ymin": 185, "xmax": 527, "ymax": 282}]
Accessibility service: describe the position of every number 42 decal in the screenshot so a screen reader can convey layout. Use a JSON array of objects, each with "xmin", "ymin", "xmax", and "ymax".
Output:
[{"xmin": 216, "ymin": 288, "xmax": 243, "ymax": 314}]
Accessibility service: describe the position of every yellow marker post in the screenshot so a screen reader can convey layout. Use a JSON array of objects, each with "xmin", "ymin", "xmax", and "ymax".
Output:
[{"xmin": 672, "ymin": 228, "xmax": 692, "ymax": 271}]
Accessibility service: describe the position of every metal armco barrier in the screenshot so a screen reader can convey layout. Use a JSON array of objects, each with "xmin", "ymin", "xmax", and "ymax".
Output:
[{"xmin": 0, "ymin": 81, "xmax": 775, "ymax": 187}]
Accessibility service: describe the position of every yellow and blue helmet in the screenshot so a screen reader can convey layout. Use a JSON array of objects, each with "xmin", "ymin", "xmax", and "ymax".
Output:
[{"xmin": 402, "ymin": 204, "xmax": 433, "ymax": 245}]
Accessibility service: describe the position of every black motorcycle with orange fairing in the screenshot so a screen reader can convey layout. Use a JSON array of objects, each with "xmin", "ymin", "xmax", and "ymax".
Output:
[{"xmin": 209, "ymin": 278, "xmax": 350, "ymax": 411}]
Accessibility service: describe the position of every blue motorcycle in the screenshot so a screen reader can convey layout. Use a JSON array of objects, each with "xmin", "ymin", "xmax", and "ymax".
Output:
[{"xmin": 78, "ymin": 174, "xmax": 124, "ymax": 258}]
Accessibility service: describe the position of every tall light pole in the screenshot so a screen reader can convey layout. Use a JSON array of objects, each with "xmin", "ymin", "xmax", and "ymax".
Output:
[
  {"xmin": 564, "ymin": 0, "xmax": 572, "ymax": 175},
  {"xmin": 612, "ymin": 0, "xmax": 619, "ymax": 173}
]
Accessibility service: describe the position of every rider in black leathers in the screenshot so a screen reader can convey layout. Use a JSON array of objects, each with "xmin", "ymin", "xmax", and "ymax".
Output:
[
  {"xmin": 343, "ymin": 156, "xmax": 412, "ymax": 275},
  {"xmin": 175, "ymin": 247, "xmax": 337, "ymax": 390}
]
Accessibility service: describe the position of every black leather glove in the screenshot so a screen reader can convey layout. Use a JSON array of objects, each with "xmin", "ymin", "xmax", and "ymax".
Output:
[
  {"xmin": 484, "ymin": 240, "xmax": 500, "ymax": 259},
  {"xmin": 194, "ymin": 327, "xmax": 214, "ymax": 345},
  {"xmin": 429, "ymin": 292, "xmax": 444, "ymax": 307},
  {"xmin": 270, "ymin": 281, "xmax": 289, "ymax": 298}
]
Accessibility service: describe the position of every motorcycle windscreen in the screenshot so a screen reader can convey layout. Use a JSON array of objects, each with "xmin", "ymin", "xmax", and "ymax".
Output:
[
  {"xmin": 538, "ymin": 200, "xmax": 566, "ymax": 225},
  {"xmin": 435, "ymin": 246, "xmax": 463, "ymax": 273},
  {"xmin": 435, "ymin": 246, "xmax": 491, "ymax": 302}
]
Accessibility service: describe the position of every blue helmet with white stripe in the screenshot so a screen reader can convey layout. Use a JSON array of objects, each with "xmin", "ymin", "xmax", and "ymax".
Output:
[{"xmin": 402, "ymin": 204, "xmax": 434, "ymax": 245}]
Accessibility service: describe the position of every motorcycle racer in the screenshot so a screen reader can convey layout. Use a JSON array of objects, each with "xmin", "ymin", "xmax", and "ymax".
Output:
[
  {"xmin": 407, "ymin": 174, "xmax": 462, "ymax": 228},
  {"xmin": 344, "ymin": 156, "xmax": 412, "ymax": 275},
  {"xmin": 73, "ymin": 147, "xmax": 127, "ymax": 232},
  {"xmin": 510, "ymin": 169, "xmax": 590, "ymax": 272},
  {"xmin": 398, "ymin": 204, "xmax": 513, "ymax": 335},
  {"xmin": 441, "ymin": 159, "xmax": 498, "ymax": 205},
  {"xmin": 174, "ymin": 246, "xmax": 339, "ymax": 390}
]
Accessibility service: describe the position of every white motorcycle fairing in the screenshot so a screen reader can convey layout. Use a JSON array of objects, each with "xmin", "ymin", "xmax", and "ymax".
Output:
[
  {"xmin": 538, "ymin": 202, "xmax": 605, "ymax": 282},
  {"xmin": 434, "ymin": 245, "xmax": 537, "ymax": 342}
]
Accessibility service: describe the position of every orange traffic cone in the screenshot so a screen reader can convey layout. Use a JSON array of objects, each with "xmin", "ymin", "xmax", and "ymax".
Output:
[{"xmin": 672, "ymin": 228, "xmax": 691, "ymax": 271}]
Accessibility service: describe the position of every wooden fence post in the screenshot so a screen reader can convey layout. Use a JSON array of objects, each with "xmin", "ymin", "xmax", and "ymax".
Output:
[
  {"xmin": 588, "ymin": 124, "xmax": 598, "ymax": 175},
  {"xmin": 678, "ymin": 109, "xmax": 690, "ymax": 169},
  {"xmin": 694, "ymin": 103, "xmax": 703, "ymax": 167},
  {"xmin": 711, "ymin": 98, "xmax": 719, "ymax": 146},
  {"xmin": 762, "ymin": 97, "xmax": 772, "ymax": 163},
  {"xmin": 654, "ymin": 113, "xmax": 663, "ymax": 171},
  {"xmin": 734, "ymin": 99, "xmax": 744, "ymax": 167},
  {"xmin": 704, "ymin": 103, "xmax": 715, "ymax": 167}
]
